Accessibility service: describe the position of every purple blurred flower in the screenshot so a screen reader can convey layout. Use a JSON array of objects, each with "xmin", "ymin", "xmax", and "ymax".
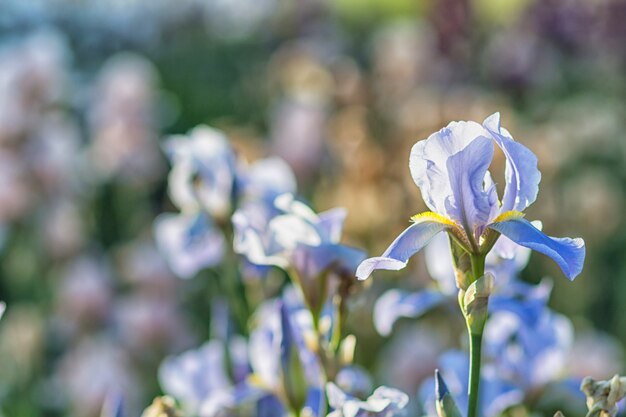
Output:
[
  {"xmin": 326, "ymin": 382, "xmax": 409, "ymax": 417},
  {"xmin": 234, "ymin": 194, "xmax": 354, "ymax": 271},
  {"xmin": 154, "ymin": 212, "xmax": 225, "ymax": 279},
  {"xmin": 233, "ymin": 194, "xmax": 365, "ymax": 310},
  {"xmin": 357, "ymin": 113, "xmax": 585, "ymax": 282}
]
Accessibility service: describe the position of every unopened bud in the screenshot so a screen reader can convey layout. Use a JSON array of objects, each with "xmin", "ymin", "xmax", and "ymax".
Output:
[
  {"xmin": 435, "ymin": 370, "xmax": 462, "ymax": 417},
  {"xmin": 463, "ymin": 273, "xmax": 494, "ymax": 333}
]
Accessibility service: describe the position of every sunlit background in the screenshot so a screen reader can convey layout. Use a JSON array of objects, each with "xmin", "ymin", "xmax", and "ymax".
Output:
[{"xmin": 1, "ymin": 0, "xmax": 625, "ymax": 416}]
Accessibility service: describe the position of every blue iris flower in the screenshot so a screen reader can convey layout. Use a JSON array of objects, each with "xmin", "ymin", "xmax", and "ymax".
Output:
[
  {"xmin": 357, "ymin": 113, "xmax": 585, "ymax": 282},
  {"xmin": 233, "ymin": 194, "xmax": 365, "ymax": 311},
  {"xmin": 156, "ymin": 124, "xmax": 297, "ymax": 280}
]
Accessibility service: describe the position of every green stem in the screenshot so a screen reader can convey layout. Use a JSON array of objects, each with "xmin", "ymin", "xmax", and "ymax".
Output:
[
  {"xmin": 470, "ymin": 254, "xmax": 485, "ymax": 284},
  {"xmin": 466, "ymin": 254, "xmax": 486, "ymax": 417},
  {"xmin": 467, "ymin": 331, "xmax": 484, "ymax": 417}
]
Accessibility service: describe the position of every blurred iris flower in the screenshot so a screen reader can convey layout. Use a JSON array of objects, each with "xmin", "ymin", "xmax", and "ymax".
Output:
[
  {"xmin": 154, "ymin": 212, "xmax": 225, "ymax": 279},
  {"xmin": 233, "ymin": 193, "xmax": 365, "ymax": 313},
  {"xmin": 356, "ymin": 113, "xmax": 585, "ymax": 282},
  {"xmin": 164, "ymin": 126, "xmax": 237, "ymax": 219},
  {"xmin": 155, "ymin": 125, "xmax": 297, "ymax": 279},
  {"xmin": 248, "ymin": 287, "xmax": 325, "ymax": 417},
  {"xmin": 326, "ymin": 382, "xmax": 409, "ymax": 417}
]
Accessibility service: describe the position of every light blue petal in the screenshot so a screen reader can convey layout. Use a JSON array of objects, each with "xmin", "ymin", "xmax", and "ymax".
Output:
[
  {"xmin": 356, "ymin": 221, "xmax": 448, "ymax": 280},
  {"xmin": 488, "ymin": 218, "xmax": 585, "ymax": 280},
  {"xmin": 317, "ymin": 208, "xmax": 348, "ymax": 243},
  {"xmin": 292, "ymin": 243, "xmax": 366, "ymax": 281},
  {"xmin": 444, "ymin": 135, "xmax": 495, "ymax": 238},
  {"xmin": 410, "ymin": 121, "xmax": 497, "ymax": 231},
  {"xmin": 424, "ymin": 233, "xmax": 457, "ymax": 295},
  {"xmin": 489, "ymin": 279, "xmax": 552, "ymax": 327},
  {"xmin": 483, "ymin": 113, "xmax": 541, "ymax": 213},
  {"xmin": 373, "ymin": 289, "xmax": 447, "ymax": 336}
]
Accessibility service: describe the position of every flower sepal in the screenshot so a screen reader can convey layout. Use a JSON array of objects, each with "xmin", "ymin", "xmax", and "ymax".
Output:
[
  {"xmin": 435, "ymin": 370, "xmax": 463, "ymax": 417},
  {"xmin": 462, "ymin": 272, "xmax": 495, "ymax": 334}
]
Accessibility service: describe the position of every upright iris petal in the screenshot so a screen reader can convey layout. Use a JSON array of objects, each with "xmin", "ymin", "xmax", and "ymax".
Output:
[
  {"xmin": 410, "ymin": 121, "xmax": 497, "ymax": 234},
  {"xmin": 483, "ymin": 113, "xmax": 541, "ymax": 214},
  {"xmin": 444, "ymin": 135, "xmax": 496, "ymax": 241}
]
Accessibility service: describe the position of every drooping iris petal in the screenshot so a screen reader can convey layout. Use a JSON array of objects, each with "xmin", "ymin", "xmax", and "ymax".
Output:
[
  {"xmin": 483, "ymin": 113, "xmax": 541, "ymax": 214},
  {"xmin": 356, "ymin": 216, "xmax": 451, "ymax": 280},
  {"xmin": 410, "ymin": 120, "xmax": 497, "ymax": 231},
  {"xmin": 444, "ymin": 135, "xmax": 495, "ymax": 238},
  {"xmin": 488, "ymin": 217, "xmax": 585, "ymax": 281},
  {"xmin": 373, "ymin": 289, "xmax": 447, "ymax": 336}
]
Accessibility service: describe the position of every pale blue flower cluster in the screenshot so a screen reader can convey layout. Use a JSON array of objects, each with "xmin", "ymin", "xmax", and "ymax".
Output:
[
  {"xmin": 149, "ymin": 113, "xmax": 588, "ymax": 417},
  {"xmin": 151, "ymin": 125, "xmax": 406, "ymax": 417},
  {"xmin": 357, "ymin": 113, "xmax": 585, "ymax": 282}
]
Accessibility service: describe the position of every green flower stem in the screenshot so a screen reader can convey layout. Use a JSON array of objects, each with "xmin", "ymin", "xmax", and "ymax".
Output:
[
  {"xmin": 467, "ymin": 330, "xmax": 484, "ymax": 417},
  {"xmin": 466, "ymin": 253, "xmax": 487, "ymax": 417}
]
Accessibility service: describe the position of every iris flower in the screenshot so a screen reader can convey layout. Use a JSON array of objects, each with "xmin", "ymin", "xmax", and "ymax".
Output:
[{"xmin": 356, "ymin": 113, "xmax": 585, "ymax": 282}]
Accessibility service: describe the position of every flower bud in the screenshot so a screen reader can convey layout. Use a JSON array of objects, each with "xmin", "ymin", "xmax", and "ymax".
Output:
[
  {"xmin": 435, "ymin": 370, "xmax": 462, "ymax": 417},
  {"xmin": 462, "ymin": 273, "xmax": 495, "ymax": 334}
]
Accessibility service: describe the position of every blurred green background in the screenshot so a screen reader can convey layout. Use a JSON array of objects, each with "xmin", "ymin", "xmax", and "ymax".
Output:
[{"xmin": 1, "ymin": 0, "xmax": 625, "ymax": 416}]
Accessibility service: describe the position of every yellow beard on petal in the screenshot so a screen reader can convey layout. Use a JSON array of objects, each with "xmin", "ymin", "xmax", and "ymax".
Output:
[
  {"xmin": 410, "ymin": 211, "xmax": 457, "ymax": 226},
  {"xmin": 491, "ymin": 210, "xmax": 525, "ymax": 223}
]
